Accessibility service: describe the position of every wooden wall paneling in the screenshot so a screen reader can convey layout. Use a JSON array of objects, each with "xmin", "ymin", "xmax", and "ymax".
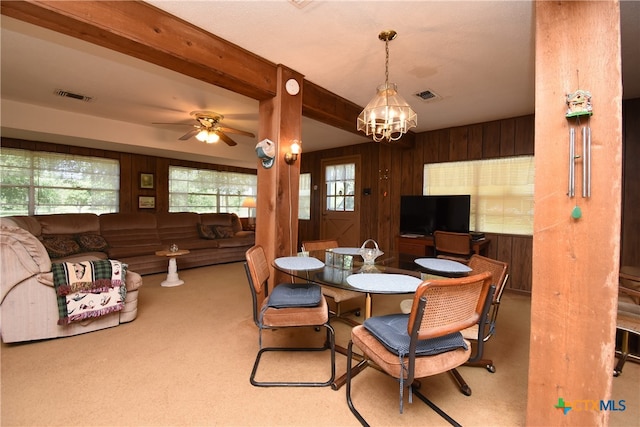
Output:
[
  {"xmin": 409, "ymin": 134, "xmax": 425, "ymax": 195},
  {"xmin": 499, "ymin": 118, "xmax": 516, "ymax": 157},
  {"xmin": 622, "ymin": 98, "xmax": 640, "ymax": 267},
  {"xmin": 156, "ymin": 157, "xmax": 170, "ymax": 212},
  {"xmin": 482, "ymin": 120, "xmax": 501, "ymax": 158},
  {"xmin": 377, "ymin": 144, "xmax": 392, "ymax": 248},
  {"xmin": 436, "ymin": 129, "xmax": 450, "ymax": 162},
  {"xmin": 515, "ymin": 115, "xmax": 535, "ymax": 155},
  {"xmin": 422, "ymin": 131, "xmax": 439, "ymax": 163},
  {"xmin": 361, "ymin": 148, "xmax": 377, "ymax": 242},
  {"xmin": 449, "ymin": 126, "xmax": 468, "ymax": 161},
  {"xmin": 119, "ymin": 154, "xmax": 133, "ymax": 213},
  {"xmin": 511, "ymin": 235, "xmax": 533, "ymax": 293},
  {"xmin": 467, "ymin": 123, "xmax": 483, "ymax": 160}
]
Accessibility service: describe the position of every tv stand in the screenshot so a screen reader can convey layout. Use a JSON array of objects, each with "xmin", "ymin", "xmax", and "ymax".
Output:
[{"xmin": 396, "ymin": 234, "xmax": 490, "ymax": 257}]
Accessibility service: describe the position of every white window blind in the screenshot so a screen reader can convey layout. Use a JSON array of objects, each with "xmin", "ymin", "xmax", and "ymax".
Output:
[
  {"xmin": 299, "ymin": 173, "xmax": 311, "ymax": 220},
  {"xmin": 169, "ymin": 166, "xmax": 257, "ymax": 214},
  {"xmin": 423, "ymin": 156, "xmax": 534, "ymax": 235},
  {"xmin": 0, "ymin": 147, "xmax": 119, "ymax": 215}
]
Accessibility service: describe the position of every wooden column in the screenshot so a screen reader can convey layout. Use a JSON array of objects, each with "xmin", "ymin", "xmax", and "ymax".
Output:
[
  {"xmin": 527, "ymin": 1, "xmax": 622, "ymax": 425},
  {"xmin": 256, "ymin": 65, "xmax": 303, "ymax": 280}
]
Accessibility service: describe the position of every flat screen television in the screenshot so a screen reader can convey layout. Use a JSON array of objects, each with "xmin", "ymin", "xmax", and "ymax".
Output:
[{"xmin": 400, "ymin": 195, "xmax": 471, "ymax": 236}]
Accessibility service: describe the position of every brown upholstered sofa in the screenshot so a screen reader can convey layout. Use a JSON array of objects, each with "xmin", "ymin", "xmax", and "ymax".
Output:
[{"xmin": 2, "ymin": 212, "xmax": 255, "ymax": 275}]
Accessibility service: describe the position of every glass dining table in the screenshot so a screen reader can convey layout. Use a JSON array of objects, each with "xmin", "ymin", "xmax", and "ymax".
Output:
[
  {"xmin": 274, "ymin": 248, "xmax": 471, "ymax": 319},
  {"xmin": 273, "ymin": 248, "xmax": 472, "ymax": 390}
]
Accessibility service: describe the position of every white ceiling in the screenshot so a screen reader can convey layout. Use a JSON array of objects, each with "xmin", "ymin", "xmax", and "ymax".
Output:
[{"xmin": 1, "ymin": 1, "xmax": 638, "ymax": 169}]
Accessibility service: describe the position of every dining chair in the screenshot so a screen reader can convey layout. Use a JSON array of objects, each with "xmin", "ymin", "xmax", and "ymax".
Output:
[
  {"xmin": 614, "ymin": 266, "xmax": 640, "ymax": 377},
  {"xmin": 302, "ymin": 239, "xmax": 363, "ymax": 327},
  {"xmin": 346, "ymin": 271, "xmax": 493, "ymax": 426},
  {"xmin": 244, "ymin": 245, "xmax": 335, "ymax": 387},
  {"xmin": 433, "ymin": 231, "xmax": 473, "ymax": 262},
  {"xmin": 449, "ymin": 254, "xmax": 509, "ymax": 395}
]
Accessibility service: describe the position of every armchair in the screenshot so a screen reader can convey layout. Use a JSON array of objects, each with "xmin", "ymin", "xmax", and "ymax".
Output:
[{"xmin": 0, "ymin": 222, "xmax": 142, "ymax": 343}]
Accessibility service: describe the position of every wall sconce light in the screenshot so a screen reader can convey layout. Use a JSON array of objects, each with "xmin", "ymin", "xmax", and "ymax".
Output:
[{"xmin": 284, "ymin": 140, "xmax": 301, "ymax": 165}]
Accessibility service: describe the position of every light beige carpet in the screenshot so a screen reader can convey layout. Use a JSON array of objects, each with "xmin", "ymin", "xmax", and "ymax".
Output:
[{"xmin": 1, "ymin": 262, "xmax": 638, "ymax": 426}]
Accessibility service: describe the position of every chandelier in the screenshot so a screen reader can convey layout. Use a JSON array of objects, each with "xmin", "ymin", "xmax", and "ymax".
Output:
[{"xmin": 357, "ymin": 30, "xmax": 417, "ymax": 142}]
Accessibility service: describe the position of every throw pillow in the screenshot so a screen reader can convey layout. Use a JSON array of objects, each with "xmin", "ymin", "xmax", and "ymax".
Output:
[
  {"xmin": 267, "ymin": 283, "xmax": 322, "ymax": 308},
  {"xmin": 363, "ymin": 314, "xmax": 468, "ymax": 357},
  {"xmin": 76, "ymin": 234, "xmax": 109, "ymax": 252},
  {"xmin": 197, "ymin": 224, "xmax": 216, "ymax": 240},
  {"xmin": 42, "ymin": 237, "xmax": 81, "ymax": 259},
  {"xmin": 213, "ymin": 225, "xmax": 235, "ymax": 239}
]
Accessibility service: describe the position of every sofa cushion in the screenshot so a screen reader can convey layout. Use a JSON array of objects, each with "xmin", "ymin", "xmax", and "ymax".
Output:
[
  {"xmin": 197, "ymin": 224, "xmax": 217, "ymax": 240},
  {"xmin": 216, "ymin": 233, "xmax": 256, "ymax": 248},
  {"xmin": 99, "ymin": 213, "xmax": 161, "ymax": 248},
  {"xmin": 36, "ymin": 213, "xmax": 100, "ymax": 236},
  {"xmin": 76, "ymin": 234, "xmax": 109, "ymax": 252},
  {"xmin": 200, "ymin": 213, "xmax": 243, "ymax": 233},
  {"xmin": 213, "ymin": 225, "xmax": 235, "ymax": 239},
  {"xmin": 157, "ymin": 212, "xmax": 201, "ymax": 242},
  {"xmin": 42, "ymin": 236, "xmax": 81, "ymax": 259}
]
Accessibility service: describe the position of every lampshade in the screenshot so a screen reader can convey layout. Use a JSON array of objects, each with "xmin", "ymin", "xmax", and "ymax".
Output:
[
  {"xmin": 242, "ymin": 197, "xmax": 256, "ymax": 208},
  {"xmin": 357, "ymin": 30, "xmax": 417, "ymax": 142}
]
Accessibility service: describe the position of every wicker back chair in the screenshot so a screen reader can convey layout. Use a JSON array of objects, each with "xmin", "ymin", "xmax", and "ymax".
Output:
[
  {"xmin": 302, "ymin": 239, "xmax": 363, "ymax": 326},
  {"xmin": 433, "ymin": 231, "xmax": 473, "ymax": 262},
  {"xmin": 346, "ymin": 271, "xmax": 493, "ymax": 425},
  {"xmin": 244, "ymin": 245, "xmax": 335, "ymax": 387}
]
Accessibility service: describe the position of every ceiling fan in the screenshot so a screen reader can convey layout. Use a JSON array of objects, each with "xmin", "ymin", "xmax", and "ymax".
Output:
[{"xmin": 153, "ymin": 110, "xmax": 255, "ymax": 146}]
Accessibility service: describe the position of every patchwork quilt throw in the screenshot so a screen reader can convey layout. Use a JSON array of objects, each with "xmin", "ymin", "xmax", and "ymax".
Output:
[{"xmin": 52, "ymin": 260, "xmax": 127, "ymax": 325}]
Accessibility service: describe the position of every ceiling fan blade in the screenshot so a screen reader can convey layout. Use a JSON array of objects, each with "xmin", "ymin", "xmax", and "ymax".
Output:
[
  {"xmin": 219, "ymin": 126, "xmax": 255, "ymax": 138},
  {"xmin": 218, "ymin": 131, "xmax": 238, "ymax": 146},
  {"xmin": 179, "ymin": 129, "xmax": 199, "ymax": 140},
  {"xmin": 152, "ymin": 122, "xmax": 194, "ymax": 126}
]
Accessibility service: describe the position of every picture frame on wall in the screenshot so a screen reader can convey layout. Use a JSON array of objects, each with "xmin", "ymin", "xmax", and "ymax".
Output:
[
  {"xmin": 140, "ymin": 172, "xmax": 154, "ymax": 189},
  {"xmin": 138, "ymin": 196, "xmax": 155, "ymax": 209}
]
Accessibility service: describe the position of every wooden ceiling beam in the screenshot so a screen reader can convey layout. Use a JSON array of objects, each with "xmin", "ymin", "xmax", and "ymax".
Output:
[{"xmin": 1, "ymin": 0, "xmax": 367, "ymax": 138}]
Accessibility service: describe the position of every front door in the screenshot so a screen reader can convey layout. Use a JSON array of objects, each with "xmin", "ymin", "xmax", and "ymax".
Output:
[{"xmin": 320, "ymin": 156, "xmax": 360, "ymax": 246}]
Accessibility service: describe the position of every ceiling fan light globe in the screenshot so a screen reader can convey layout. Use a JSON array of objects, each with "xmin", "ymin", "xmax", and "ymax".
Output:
[{"xmin": 195, "ymin": 129, "xmax": 209, "ymax": 142}]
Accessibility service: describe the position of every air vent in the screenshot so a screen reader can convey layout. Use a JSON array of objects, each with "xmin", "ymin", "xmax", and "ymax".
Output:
[
  {"xmin": 54, "ymin": 89, "xmax": 93, "ymax": 102},
  {"xmin": 415, "ymin": 90, "xmax": 439, "ymax": 102}
]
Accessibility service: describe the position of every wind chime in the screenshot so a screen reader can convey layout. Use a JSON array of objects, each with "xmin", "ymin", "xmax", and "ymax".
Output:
[{"xmin": 566, "ymin": 73, "xmax": 592, "ymax": 220}]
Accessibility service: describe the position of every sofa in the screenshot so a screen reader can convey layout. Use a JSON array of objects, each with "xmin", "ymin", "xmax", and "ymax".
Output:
[
  {"xmin": 0, "ymin": 211, "xmax": 254, "ymax": 343},
  {"xmin": 0, "ymin": 222, "xmax": 143, "ymax": 343},
  {"xmin": 2, "ymin": 211, "xmax": 255, "ymax": 275}
]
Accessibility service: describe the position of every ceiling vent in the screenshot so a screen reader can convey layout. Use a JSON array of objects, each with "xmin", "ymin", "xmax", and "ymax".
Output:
[
  {"xmin": 415, "ymin": 89, "xmax": 439, "ymax": 102},
  {"xmin": 54, "ymin": 89, "xmax": 93, "ymax": 102}
]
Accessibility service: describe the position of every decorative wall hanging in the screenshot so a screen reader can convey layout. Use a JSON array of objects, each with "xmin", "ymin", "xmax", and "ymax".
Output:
[
  {"xmin": 255, "ymin": 138, "xmax": 276, "ymax": 169},
  {"xmin": 566, "ymin": 79, "xmax": 592, "ymax": 219}
]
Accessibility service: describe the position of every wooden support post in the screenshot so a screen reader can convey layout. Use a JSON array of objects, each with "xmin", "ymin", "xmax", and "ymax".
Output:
[
  {"xmin": 256, "ymin": 65, "xmax": 304, "ymax": 283},
  {"xmin": 528, "ymin": 1, "xmax": 622, "ymax": 425}
]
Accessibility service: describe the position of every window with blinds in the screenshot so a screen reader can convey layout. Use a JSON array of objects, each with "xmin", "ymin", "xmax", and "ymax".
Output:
[
  {"xmin": 423, "ymin": 156, "xmax": 534, "ymax": 235},
  {"xmin": 0, "ymin": 147, "xmax": 119, "ymax": 216},
  {"xmin": 299, "ymin": 173, "xmax": 311, "ymax": 220},
  {"xmin": 169, "ymin": 166, "xmax": 257, "ymax": 215}
]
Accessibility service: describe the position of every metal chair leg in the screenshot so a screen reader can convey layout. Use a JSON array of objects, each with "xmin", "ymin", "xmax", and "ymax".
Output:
[{"xmin": 250, "ymin": 323, "xmax": 335, "ymax": 387}]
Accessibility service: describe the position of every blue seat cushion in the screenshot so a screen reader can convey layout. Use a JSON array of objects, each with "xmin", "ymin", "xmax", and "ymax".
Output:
[
  {"xmin": 267, "ymin": 283, "xmax": 322, "ymax": 308},
  {"xmin": 364, "ymin": 314, "xmax": 468, "ymax": 356}
]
